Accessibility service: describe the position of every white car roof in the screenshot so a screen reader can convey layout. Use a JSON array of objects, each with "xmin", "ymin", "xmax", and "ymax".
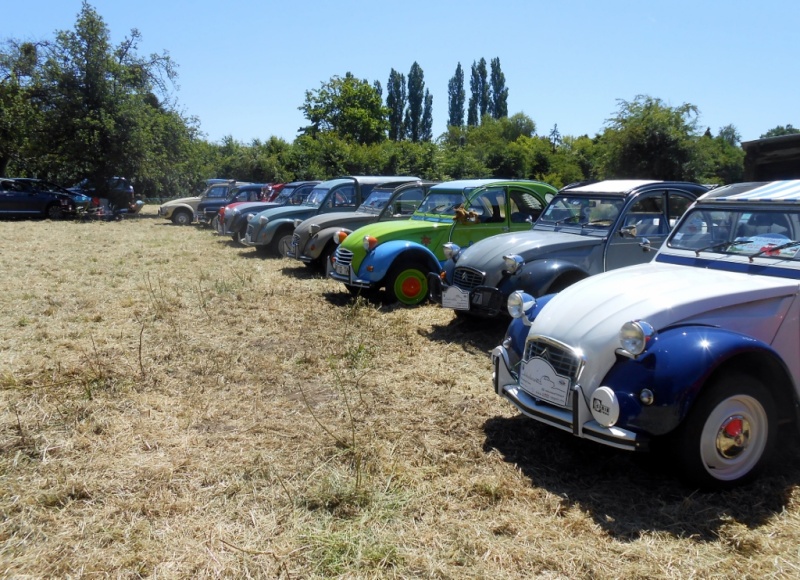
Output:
[{"xmin": 706, "ymin": 179, "xmax": 800, "ymax": 202}]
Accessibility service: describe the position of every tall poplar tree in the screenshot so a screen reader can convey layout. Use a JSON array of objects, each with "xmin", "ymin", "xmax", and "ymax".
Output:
[
  {"xmin": 386, "ymin": 68, "xmax": 406, "ymax": 141},
  {"xmin": 421, "ymin": 89, "xmax": 433, "ymax": 141},
  {"xmin": 404, "ymin": 61, "xmax": 425, "ymax": 142},
  {"xmin": 447, "ymin": 62, "xmax": 465, "ymax": 127},
  {"xmin": 489, "ymin": 57, "xmax": 508, "ymax": 119},
  {"xmin": 467, "ymin": 60, "xmax": 480, "ymax": 126}
]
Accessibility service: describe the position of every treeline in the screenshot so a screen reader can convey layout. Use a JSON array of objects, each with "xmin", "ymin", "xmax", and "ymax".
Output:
[{"xmin": 1, "ymin": 2, "xmax": 791, "ymax": 200}]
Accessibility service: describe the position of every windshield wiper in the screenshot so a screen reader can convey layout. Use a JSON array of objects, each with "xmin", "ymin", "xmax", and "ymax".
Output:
[
  {"xmin": 694, "ymin": 239, "xmax": 752, "ymax": 257},
  {"xmin": 747, "ymin": 240, "xmax": 800, "ymax": 262}
]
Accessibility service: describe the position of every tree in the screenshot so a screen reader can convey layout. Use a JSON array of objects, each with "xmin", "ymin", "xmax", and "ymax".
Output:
[
  {"xmin": 404, "ymin": 62, "xmax": 425, "ymax": 142},
  {"xmin": 467, "ymin": 58, "xmax": 489, "ymax": 126},
  {"xmin": 598, "ymin": 95, "xmax": 700, "ymax": 180},
  {"xmin": 760, "ymin": 124, "xmax": 800, "ymax": 138},
  {"xmin": 489, "ymin": 57, "xmax": 508, "ymax": 119},
  {"xmin": 299, "ymin": 72, "xmax": 389, "ymax": 145},
  {"xmin": 421, "ymin": 90, "xmax": 433, "ymax": 142},
  {"xmin": 386, "ymin": 68, "xmax": 406, "ymax": 141},
  {"xmin": 447, "ymin": 62, "xmax": 465, "ymax": 127}
]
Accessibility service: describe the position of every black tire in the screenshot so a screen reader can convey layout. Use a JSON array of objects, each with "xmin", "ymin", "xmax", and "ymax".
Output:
[
  {"xmin": 385, "ymin": 259, "xmax": 430, "ymax": 306},
  {"xmin": 670, "ymin": 372, "xmax": 776, "ymax": 489},
  {"xmin": 171, "ymin": 209, "xmax": 193, "ymax": 226},
  {"xmin": 46, "ymin": 204, "xmax": 64, "ymax": 220},
  {"xmin": 268, "ymin": 227, "xmax": 294, "ymax": 258}
]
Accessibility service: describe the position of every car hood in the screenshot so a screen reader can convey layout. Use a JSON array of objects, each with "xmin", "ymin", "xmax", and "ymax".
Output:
[
  {"xmin": 296, "ymin": 211, "xmax": 375, "ymax": 235},
  {"xmin": 341, "ymin": 218, "xmax": 451, "ymax": 251},
  {"xmin": 162, "ymin": 196, "xmax": 200, "ymax": 207},
  {"xmin": 456, "ymin": 230, "xmax": 602, "ymax": 267},
  {"xmin": 530, "ymin": 262, "xmax": 799, "ymax": 392},
  {"xmin": 254, "ymin": 204, "xmax": 315, "ymax": 223},
  {"xmin": 230, "ymin": 201, "xmax": 277, "ymax": 214}
]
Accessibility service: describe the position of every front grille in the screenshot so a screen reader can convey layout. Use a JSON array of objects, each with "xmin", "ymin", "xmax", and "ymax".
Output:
[
  {"xmin": 452, "ymin": 267, "xmax": 484, "ymax": 291},
  {"xmin": 523, "ymin": 337, "xmax": 583, "ymax": 382},
  {"xmin": 334, "ymin": 247, "xmax": 354, "ymax": 267},
  {"xmin": 292, "ymin": 233, "xmax": 301, "ymax": 247}
]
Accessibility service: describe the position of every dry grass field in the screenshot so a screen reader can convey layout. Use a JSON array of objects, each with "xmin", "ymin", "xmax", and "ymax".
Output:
[{"xmin": 2, "ymin": 206, "xmax": 800, "ymax": 578}]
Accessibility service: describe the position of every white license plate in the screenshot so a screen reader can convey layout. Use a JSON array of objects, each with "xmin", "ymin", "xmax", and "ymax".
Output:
[
  {"xmin": 442, "ymin": 286, "xmax": 470, "ymax": 310},
  {"xmin": 334, "ymin": 263, "xmax": 349, "ymax": 276},
  {"xmin": 519, "ymin": 357, "xmax": 571, "ymax": 407}
]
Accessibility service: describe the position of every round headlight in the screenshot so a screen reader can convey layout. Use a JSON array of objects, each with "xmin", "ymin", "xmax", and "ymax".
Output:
[
  {"xmin": 293, "ymin": 218, "xmax": 303, "ymax": 228},
  {"xmin": 507, "ymin": 291, "xmax": 536, "ymax": 319},
  {"xmin": 363, "ymin": 235, "xmax": 378, "ymax": 251},
  {"xmin": 503, "ymin": 254, "xmax": 524, "ymax": 274},
  {"xmin": 334, "ymin": 230, "xmax": 348, "ymax": 244},
  {"xmin": 619, "ymin": 320, "xmax": 655, "ymax": 356},
  {"xmin": 309, "ymin": 223, "xmax": 321, "ymax": 235},
  {"xmin": 443, "ymin": 242, "xmax": 461, "ymax": 260},
  {"xmin": 258, "ymin": 215, "xmax": 269, "ymax": 225}
]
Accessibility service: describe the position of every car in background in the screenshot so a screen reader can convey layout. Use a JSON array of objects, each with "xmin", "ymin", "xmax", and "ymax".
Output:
[
  {"xmin": 218, "ymin": 180, "xmax": 320, "ymax": 245},
  {"xmin": 0, "ymin": 177, "xmax": 77, "ymax": 219},
  {"xmin": 12, "ymin": 178, "xmax": 92, "ymax": 212},
  {"xmin": 196, "ymin": 183, "xmax": 265, "ymax": 229},
  {"xmin": 69, "ymin": 176, "xmax": 140, "ymax": 213},
  {"xmin": 330, "ymin": 179, "xmax": 557, "ymax": 305},
  {"xmin": 244, "ymin": 176, "xmax": 420, "ymax": 258},
  {"xmin": 429, "ymin": 180, "xmax": 708, "ymax": 318},
  {"xmin": 158, "ymin": 180, "xmax": 249, "ymax": 225},
  {"xmin": 289, "ymin": 180, "xmax": 437, "ymax": 274},
  {"xmin": 492, "ymin": 179, "xmax": 800, "ymax": 488}
]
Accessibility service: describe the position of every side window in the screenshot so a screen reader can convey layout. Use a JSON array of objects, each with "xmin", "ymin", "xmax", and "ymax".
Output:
[
  {"xmin": 510, "ymin": 190, "xmax": 545, "ymax": 222},
  {"xmin": 623, "ymin": 193, "xmax": 666, "ymax": 236},
  {"xmin": 393, "ymin": 187, "xmax": 424, "ymax": 215},
  {"xmin": 667, "ymin": 193, "xmax": 694, "ymax": 229},
  {"xmin": 332, "ymin": 185, "xmax": 356, "ymax": 207},
  {"xmin": 209, "ymin": 186, "xmax": 227, "ymax": 198},
  {"xmin": 470, "ymin": 187, "xmax": 506, "ymax": 223}
]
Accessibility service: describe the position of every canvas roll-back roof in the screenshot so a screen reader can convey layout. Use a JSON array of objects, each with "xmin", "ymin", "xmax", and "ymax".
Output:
[{"xmin": 704, "ymin": 179, "xmax": 800, "ymax": 202}]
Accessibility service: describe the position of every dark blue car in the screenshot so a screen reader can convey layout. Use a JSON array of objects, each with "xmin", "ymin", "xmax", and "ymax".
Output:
[{"xmin": 0, "ymin": 178, "xmax": 77, "ymax": 219}]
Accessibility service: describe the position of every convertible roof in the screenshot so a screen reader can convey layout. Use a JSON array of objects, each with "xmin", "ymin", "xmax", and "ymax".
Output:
[{"xmin": 704, "ymin": 180, "xmax": 800, "ymax": 202}]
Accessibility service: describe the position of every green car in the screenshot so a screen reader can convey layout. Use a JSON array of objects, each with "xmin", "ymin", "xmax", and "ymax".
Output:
[{"xmin": 329, "ymin": 179, "xmax": 558, "ymax": 305}]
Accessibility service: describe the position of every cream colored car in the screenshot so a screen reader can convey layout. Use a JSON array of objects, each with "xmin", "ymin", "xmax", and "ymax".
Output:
[{"xmin": 158, "ymin": 180, "xmax": 248, "ymax": 225}]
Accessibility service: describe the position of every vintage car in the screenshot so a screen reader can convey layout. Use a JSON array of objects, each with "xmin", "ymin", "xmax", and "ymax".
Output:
[
  {"xmin": 429, "ymin": 180, "xmax": 708, "ymax": 317},
  {"xmin": 289, "ymin": 180, "xmax": 437, "ymax": 274},
  {"xmin": 492, "ymin": 179, "xmax": 800, "ymax": 488},
  {"xmin": 195, "ymin": 183, "xmax": 265, "ymax": 228},
  {"xmin": 330, "ymin": 179, "xmax": 557, "ymax": 305},
  {"xmin": 158, "ymin": 179, "xmax": 249, "ymax": 225},
  {"xmin": 244, "ymin": 176, "xmax": 419, "ymax": 258},
  {"xmin": 219, "ymin": 181, "xmax": 319, "ymax": 244}
]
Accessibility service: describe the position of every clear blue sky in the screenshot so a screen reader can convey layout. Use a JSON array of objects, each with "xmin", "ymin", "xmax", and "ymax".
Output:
[{"xmin": 6, "ymin": 0, "xmax": 798, "ymax": 145}]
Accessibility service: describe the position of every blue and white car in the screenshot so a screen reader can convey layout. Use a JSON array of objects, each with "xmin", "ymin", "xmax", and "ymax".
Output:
[{"xmin": 493, "ymin": 180, "xmax": 800, "ymax": 488}]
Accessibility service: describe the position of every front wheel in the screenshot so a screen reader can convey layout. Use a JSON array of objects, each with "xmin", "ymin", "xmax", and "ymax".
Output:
[
  {"xmin": 385, "ymin": 260, "xmax": 430, "ymax": 306},
  {"xmin": 46, "ymin": 204, "xmax": 64, "ymax": 220},
  {"xmin": 268, "ymin": 227, "xmax": 294, "ymax": 258},
  {"xmin": 671, "ymin": 373, "xmax": 776, "ymax": 489},
  {"xmin": 171, "ymin": 209, "xmax": 192, "ymax": 226}
]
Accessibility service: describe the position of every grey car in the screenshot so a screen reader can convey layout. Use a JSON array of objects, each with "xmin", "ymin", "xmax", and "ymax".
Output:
[
  {"xmin": 288, "ymin": 180, "xmax": 437, "ymax": 274},
  {"xmin": 428, "ymin": 179, "xmax": 709, "ymax": 317}
]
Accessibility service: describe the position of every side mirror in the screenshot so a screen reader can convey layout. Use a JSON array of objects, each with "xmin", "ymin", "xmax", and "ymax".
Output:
[{"xmin": 639, "ymin": 238, "xmax": 652, "ymax": 252}]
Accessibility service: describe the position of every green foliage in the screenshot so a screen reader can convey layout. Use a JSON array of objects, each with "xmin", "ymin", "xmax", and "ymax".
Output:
[
  {"xmin": 299, "ymin": 72, "xmax": 389, "ymax": 145},
  {"xmin": 447, "ymin": 63, "xmax": 465, "ymax": 127},
  {"xmin": 597, "ymin": 95, "xmax": 701, "ymax": 180},
  {"xmin": 760, "ymin": 124, "xmax": 800, "ymax": 138}
]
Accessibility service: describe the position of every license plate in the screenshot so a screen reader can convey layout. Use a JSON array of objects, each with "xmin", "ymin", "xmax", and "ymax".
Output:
[
  {"xmin": 519, "ymin": 357, "xmax": 571, "ymax": 407},
  {"xmin": 442, "ymin": 286, "xmax": 470, "ymax": 310},
  {"xmin": 334, "ymin": 262, "xmax": 349, "ymax": 276}
]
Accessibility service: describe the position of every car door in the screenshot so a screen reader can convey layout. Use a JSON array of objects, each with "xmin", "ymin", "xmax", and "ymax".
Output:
[
  {"xmin": 448, "ymin": 186, "xmax": 510, "ymax": 250},
  {"xmin": 605, "ymin": 190, "xmax": 695, "ymax": 269}
]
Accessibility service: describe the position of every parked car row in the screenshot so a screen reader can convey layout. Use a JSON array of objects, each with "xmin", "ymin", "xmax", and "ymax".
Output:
[{"xmin": 172, "ymin": 174, "xmax": 800, "ymax": 489}]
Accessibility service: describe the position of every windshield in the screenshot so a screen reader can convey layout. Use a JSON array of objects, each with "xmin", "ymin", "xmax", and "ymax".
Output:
[
  {"xmin": 304, "ymin": 187, "xmax": 330, "ymax": 208},
  {"xmin": 357, "ymin": 190, "xmax": 393, "ymax": 214},
  {"xmin": 415, "ymin": 191, "xmax": 469, "ymax": 216},
  {"xmin": 668, "ymin": 207, "xmax": 800, "ymax": 260},
  {"xmin": 274, "ymin": 185, "xmax": 296, "ymax": 204},
  {"xmin": 537, "ymin": 195, "xmax": 624, "ymax": 228}
]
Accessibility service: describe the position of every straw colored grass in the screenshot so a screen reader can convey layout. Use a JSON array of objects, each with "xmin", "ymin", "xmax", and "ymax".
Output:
[{"xmin": 2, "ymin": 207, "xmax": 800, "ymax": 578}]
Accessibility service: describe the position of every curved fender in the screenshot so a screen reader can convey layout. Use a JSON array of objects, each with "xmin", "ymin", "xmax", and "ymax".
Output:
[
  {"xmin": 358, "ymin": 240, "xmax": 441, "ymax": 283},
  {"xmin": 262, "ymin": 218, "xmax": 295, "ymax": 245},
  {"xmin": 604, "ymin": 325, "xmax": 789, "ymax": 436},
  {"xmin": 306, "ymin": 227, "xmax": 343, "ymax": 259},
  {"xmin": 499, "ymin": 259, "xmax": 588, "ymax": 298}
]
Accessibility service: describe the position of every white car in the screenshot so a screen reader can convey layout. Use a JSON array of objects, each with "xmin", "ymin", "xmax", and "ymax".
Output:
[{"xmin": 493, "ymin": 180, "xmax": 800, "ymax": 488}]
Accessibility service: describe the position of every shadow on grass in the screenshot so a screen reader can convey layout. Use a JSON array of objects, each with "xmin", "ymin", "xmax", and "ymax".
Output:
[
  {"xmin": 423, "ymin": 312, "xmax": 509, "ymax": 354},
  {"xmin": 483, "ymin": 413, "xmax": 800, "ymax": 540}
]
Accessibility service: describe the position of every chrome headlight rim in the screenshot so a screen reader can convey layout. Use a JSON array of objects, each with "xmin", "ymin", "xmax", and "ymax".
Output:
[
  {"xmin": 507, "ymin": 290, "xmax": 536, "ymax": 319},
  {"xmin": 502, "ymin": 254, "xmax": 524, "ymax": 274},
  {"xmin": 618, "ymin": 320, "xmax": 655, "ymax": 356},
  {"xmin": 309, "ymin": 223, "xmax": 321, "ymax": 235},
  {"xmin": 258, "ymin": 215, "xmax": 269, "ymax": 225},
  {"xmin": 443, "ymin": 242, "xmax": 461, "ymax": 261}
]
